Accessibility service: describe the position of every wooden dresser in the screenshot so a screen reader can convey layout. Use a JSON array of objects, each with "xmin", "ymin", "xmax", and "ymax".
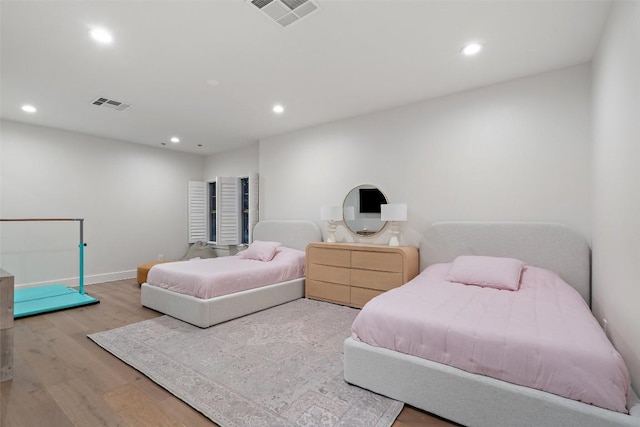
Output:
[{"xmin": 305, "ymin": 243, "xmax": 419, "ymax": 308}]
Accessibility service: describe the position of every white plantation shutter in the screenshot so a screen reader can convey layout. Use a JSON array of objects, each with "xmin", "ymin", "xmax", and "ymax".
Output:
[
  {"xmin": 248, "ymin": 173, "xmax": 259, "ymax": 242},
  {"xmin": 216, "ymin": 177, "xmax": 241, "ymax": 245},
  {"xmin": 188, "ymin": 181, "xmax": 207, "ymax": 243}
]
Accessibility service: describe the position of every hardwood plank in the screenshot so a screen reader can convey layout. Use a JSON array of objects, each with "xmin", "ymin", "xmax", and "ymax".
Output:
[
  {"xmin": 44, "ymin": 309, "xmax": 89, "ymax": 335},
  {"xmin": 66, "ymin": 302, "xmax": 131, "ymax": 333},
  {"xmin": 13, "ymin": 322, "xmax": 77, "ymax": 386},
  {"xmin": 103, "ymin": 383, "xmax": 187, "ymax": 427},
  {"xmin": 131, "ymin": 372, "xmax": 176, "ymax": 404},
  {"xmin": 0, "ymin": 345, "xmax": 73, "ymax": 427},
  {"xmin": 74, "ymin": 330, "xmax": 174, "ymax": 404},
  {"xmin": 33, "ymin": 326, "xmax": 128, "ymax": 394},
  {"xmin": 48, "ymin": 377, "xmax": 128, "ymax": 427},
  {"xmin": 19, "ymin": 312, "xmax": 55, "ymax": 332},
  {"xmin": 6, "ymin": 278, "xmax": 457, "ymax": 427},
  {"xmin": 158, "ymin": 394, "xmax": 219, "ymax": 427},
  {"xmin": 72, "ymin": 330, "xmax": 147, "ymax": 382}
]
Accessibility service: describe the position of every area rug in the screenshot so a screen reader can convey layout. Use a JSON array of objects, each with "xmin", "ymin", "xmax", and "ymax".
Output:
[{"xmin": 88, "ymin": 298, "xmax": 403, "ymax": 427}]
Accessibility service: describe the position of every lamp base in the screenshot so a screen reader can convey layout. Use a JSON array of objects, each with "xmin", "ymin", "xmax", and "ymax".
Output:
[
  {"xmin": 326, "ymin": 221, "xmax": 337, "ymax": 243},
  {"xmin": 388, "ymin": 221, "xmax": 401, "ymax": 246}
]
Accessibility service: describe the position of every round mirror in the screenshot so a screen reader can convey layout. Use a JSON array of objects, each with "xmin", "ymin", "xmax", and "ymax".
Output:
[{"xmin": 342, "ymin": 185, "xmax": 388, "ymax": 236}]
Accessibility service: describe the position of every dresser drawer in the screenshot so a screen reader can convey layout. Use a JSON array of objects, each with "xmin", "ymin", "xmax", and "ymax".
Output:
[
  {"xmin": 350, "ymin": 287, "xmax": 384, "ymax": 308},
  {"xmin": 306, "ymin": 280, "xmax": 350, "ymax": 304},
  {"xmin": 351, "ymin": 269, "xmax": 403, "ymax": 291},
  {"xmin": 351, "ymin": 251, "xmax": 403, "ymax": 272},
  {"xmin": 307, "ymin": 247, "xmax": 350, "ymax": 267},
  {"xmin": 308, "ymin": 264, "xmax": 350, "ymax": 285}
]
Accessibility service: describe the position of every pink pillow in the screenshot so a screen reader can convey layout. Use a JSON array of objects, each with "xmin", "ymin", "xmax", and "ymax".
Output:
[
  {"xmin": 237, "ymin": 240, "xmax": 282, "ymax": 262},
  {"xmin": 447, "ymin": 255, "xmax": 524, "ymax": 291}
]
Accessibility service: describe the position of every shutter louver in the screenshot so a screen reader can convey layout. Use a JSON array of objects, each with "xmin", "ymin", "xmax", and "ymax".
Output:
[
  {"xmin": 188, "ymin": 181, "xmax": 207, "ymax": 243},
  {"xmin": 216, "ymin": 177, "xmax": 241, "ymax": 245},
  {"xmin": 248, "ymin": 173, "xmax": 259, "ymax": 242}
]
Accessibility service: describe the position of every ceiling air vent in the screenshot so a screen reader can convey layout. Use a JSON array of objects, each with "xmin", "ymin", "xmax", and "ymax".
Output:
[
  {"xmin": 248, "ymin": 0, "xmax": 320, "ymax": 28},
  {"xmin": 91, "ymin": 97, "xmax": 131, "ymax": 111}
]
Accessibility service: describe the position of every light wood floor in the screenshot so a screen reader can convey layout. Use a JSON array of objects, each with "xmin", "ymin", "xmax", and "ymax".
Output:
[{"xmin": 0, "ymin": 279, "xmax": 457, "ymax": 427}]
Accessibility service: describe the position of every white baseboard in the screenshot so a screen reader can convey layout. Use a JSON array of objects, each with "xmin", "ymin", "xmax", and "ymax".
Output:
[{"xmin": 14, "ymin": 270, "xmax": 136, "ymax": 289}]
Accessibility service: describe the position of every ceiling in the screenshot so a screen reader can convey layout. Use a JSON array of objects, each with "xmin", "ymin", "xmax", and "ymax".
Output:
[{"xmin": 0, "ymin": 0, "xmax": 611, "ymax": 156}]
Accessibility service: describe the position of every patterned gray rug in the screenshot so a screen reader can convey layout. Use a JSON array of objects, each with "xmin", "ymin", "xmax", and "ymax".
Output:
[{"xmin": 88, "ymin": 298, "xmax": 403, "ymax": 427}]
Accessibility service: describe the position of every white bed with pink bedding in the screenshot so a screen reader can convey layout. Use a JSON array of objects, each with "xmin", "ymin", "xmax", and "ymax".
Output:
[
  {"xmin": 146, "ymin": 246, "xmax": 306, "ymax": 299},
  {"xmin": 141, "ymin": 220, "xmax": 321, "ymax": 328},
  {"xmin": 352, "ymin": 262, "xmax": 630, "ymax": 414},
  {"xmin": 344, "ymin": 222, "xmax": 640, "ymax": 427}
]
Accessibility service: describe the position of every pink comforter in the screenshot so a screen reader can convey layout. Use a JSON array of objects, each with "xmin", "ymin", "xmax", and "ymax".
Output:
[
  {"xmin": 146, "ymin": 247, "xmax": 306, "ymax": 299},
  {"xmin": 351, "ymin": 263, "xmax": 631, "ymax": 413}
]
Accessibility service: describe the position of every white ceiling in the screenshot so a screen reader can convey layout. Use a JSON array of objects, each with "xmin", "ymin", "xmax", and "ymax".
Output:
[{"xmin": 1, "ymin": 0, "xmax": 611, "ymax": 155}]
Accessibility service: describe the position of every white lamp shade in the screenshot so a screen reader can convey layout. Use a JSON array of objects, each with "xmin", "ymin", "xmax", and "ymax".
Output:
[
  {"xmin": 381, "ymin": 204, "xmax": 407, "ymax": 221},
  {"xmin": 343, "ymin": 206, "xmax": 355, "ymax": 221},
  {"xmin": 321, "ymin": 205, "xmax": 343, "ymax": 221}
]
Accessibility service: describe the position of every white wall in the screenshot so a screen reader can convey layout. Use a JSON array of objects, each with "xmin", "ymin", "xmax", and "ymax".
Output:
[
  {"xmin": 0, "ymin": 120, "xmax": 204, "ymax": 286},
  {"xmin": 259, "ymin": 65, "xmax": 592, "ymax": 246},
  {"xmin": 204, "ymin": 142, "xmax": 259, "ymax": 181},
  {"xmin": 592, "ymin": 1, "xmax": 640, "ymax": 392}
]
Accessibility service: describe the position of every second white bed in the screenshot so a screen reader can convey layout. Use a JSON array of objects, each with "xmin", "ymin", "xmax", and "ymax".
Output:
[
  {"xmin": 141, "ymin": 220, "xmax": 321, "ymax": 328},
  {"xmin": 146, "ymin": 246, "xmax": 306, "ymax": 299}
]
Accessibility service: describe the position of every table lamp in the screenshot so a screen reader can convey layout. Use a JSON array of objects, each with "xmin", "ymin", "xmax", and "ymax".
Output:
[
  {"xmin": 320, "ymin": 205, "xmax": 343, "ymax": 243},
  {"xmin": 380, "ymin": 204, "xmax": 407, "ymax": 246}
]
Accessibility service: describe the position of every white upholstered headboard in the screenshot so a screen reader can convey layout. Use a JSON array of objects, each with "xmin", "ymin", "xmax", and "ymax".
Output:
[
  {"xmin": 420, "ymin": 222, "xmax": 591, "ymax": 306},
  {"xmin": 252, "ymin": 220, "xmax": 322, "ymax": 252}
]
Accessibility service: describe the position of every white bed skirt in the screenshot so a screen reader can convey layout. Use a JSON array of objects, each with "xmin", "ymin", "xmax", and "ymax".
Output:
[{"xmin": 141, "ymin": 278, "xmax": 304, "ymax": 328}]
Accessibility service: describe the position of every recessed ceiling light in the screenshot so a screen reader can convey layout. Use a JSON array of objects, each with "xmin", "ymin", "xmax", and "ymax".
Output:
[
  {"xmin": 90, "ymin": 27, "xmax": 113, "ymax": 44},
  {"xmin": 273, "ymin": 104, "xmax": 284, "ymax": 114},
  {"xmin": 461, "ymin": 42, "xmax": 483, "ymax": 56},
  {"xmin": 21, "ymin": 105, "xmax": 37, "ymax": 113},
  {"xmin": 170, "ymin": 136, "xmax": 180, "ymax": 143}
]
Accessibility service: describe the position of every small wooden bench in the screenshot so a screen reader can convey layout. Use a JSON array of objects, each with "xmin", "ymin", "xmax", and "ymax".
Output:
[{"xmin": 137, "ymin": 261, "xmax": 174, "ymax": 285}]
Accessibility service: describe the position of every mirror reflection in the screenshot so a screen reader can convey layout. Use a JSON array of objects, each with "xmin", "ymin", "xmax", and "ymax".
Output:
[{"xmin": 343, "ymin": 185, "xmax": 388, "ymax": 236}]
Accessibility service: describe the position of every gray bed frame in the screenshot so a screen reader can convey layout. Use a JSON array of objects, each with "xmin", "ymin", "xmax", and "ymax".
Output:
[
  {"xmin": 344, "ymin": 221, "xmax": 640, "ymax": 427},
  {"xmin": 141, "ymin": 220, "xmax": 321, "ymax": 328}
]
